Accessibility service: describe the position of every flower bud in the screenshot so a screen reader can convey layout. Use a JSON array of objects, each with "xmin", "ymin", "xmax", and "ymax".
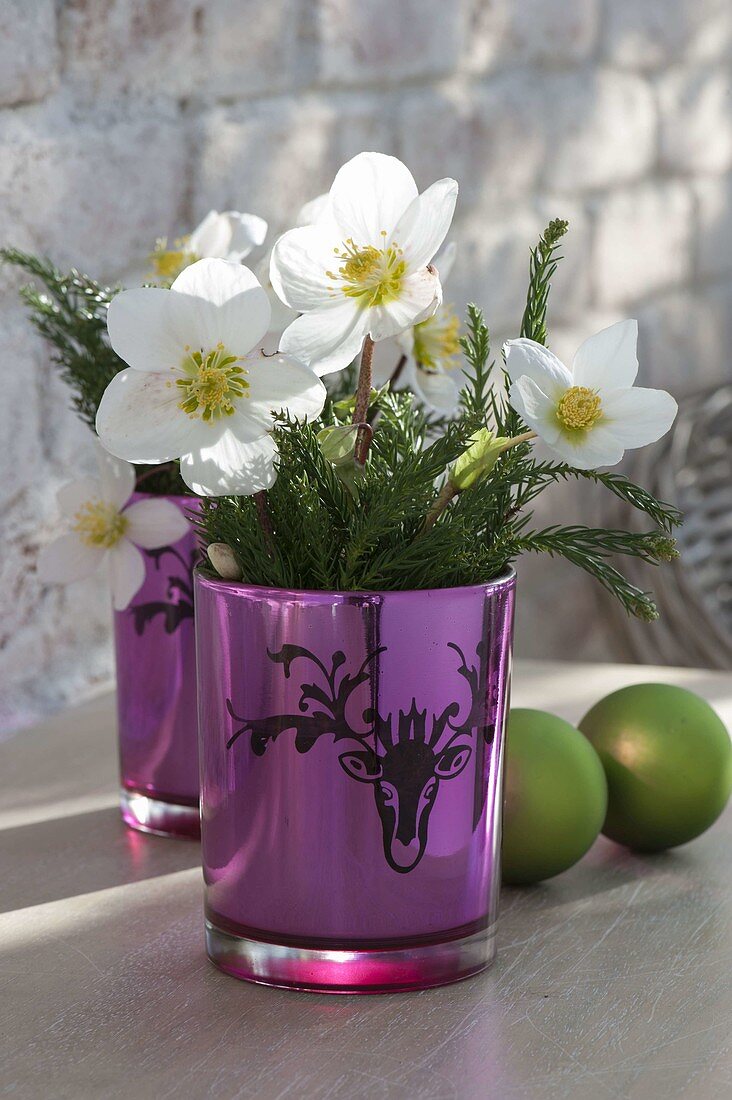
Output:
[
  {"xmin": 451, "ymin": 428, "xmax": 507, "ymax": 491},
  {"xmin": 207, "ymin": 542, "xmax": 242, "ymax": 581},
  {"xmin": 317, "ymin": 424, "xmax": 360, "ymax": 467},
  {"xmin": 333, "ymin": 384, "xmax": 387, "ymax": 417}
]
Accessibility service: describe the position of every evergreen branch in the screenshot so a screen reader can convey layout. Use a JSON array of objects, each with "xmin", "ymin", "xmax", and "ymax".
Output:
[
  {"xmin": 515, "ymin": 525, "xmax": 670, "ymax": 620},
  {"xmin": 2, "ymin": 248, "xmax": 120, "ymax": 428},
  {"xmin": 519, "ymin": 218, "xmax": 569, "ymax": 346},
  {"xmin": 459, "ymin": 304, "xmax": 494, "ymax": 418},
  {"xmin": 508, "ymin": 461, "xmax": 682, "ymax": 532},
  {"xmin": 567, "ymin": 468, "xmax": 682, "ymax": 531},
  {"xmin": 495, "ymin": 219, "xmax": 570, "ymax": 440}
]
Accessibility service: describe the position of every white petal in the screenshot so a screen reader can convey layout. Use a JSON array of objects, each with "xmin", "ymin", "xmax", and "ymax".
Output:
[
  {"xmin": 244, "ymin": 351, "xmax": 327, "ymax": 423},
  {"xmin": 396, "ymin": 328, "xmax": 415, "ymax": 358},
  {"xmin": 572, "ymin": 320, "xmax": 639, "ymax": 389},
  {"xmin": 107, "ymin": 287, "xmax": 185, "ymax": 373},
  {"xmin": 172, "ymin": 258, "xmax": 271, "ymax": 353},
  {"xmin": 329, "ymin": 152, "xmax": 418, "ymax": 246},
  {"xmin": 94, "ymin": 440, "xmax": 136, "ymax": 509},
  {"xmin": 371, "ymin": 337, "xmax": 405, "ymax": 386},
  {"xmin": 412, "ymin": 366, "xmax": 461, "ymax": 416},
  {"xmin": 267, "ymin": 290, "xmax": 298, "ymax": 336},
  {"xmin": 108, "ymin": 539, "xmax": 146, "ymax": 610},
  {"xmin": 217, "ymin": 287, "xmax": 271, "ymax": 356},
  {"xmin": 508, "ymin": 376, "xmax": 562, "ymax": 444},
  {"xmin": 279, "ymin": 302, "xmax": 369, "ymax": 376},
  {"xmin": 37, "ymin": 533, "xmax": 104, "ymax": 585},
  {"xmin": 221, "ymin": 406, "xmax": 273, "ymax": 442},
  {"xmin": 257, "ymin": 250, "xmax": 298, "ymax": 336},
  {"xmin": 187, "ymin": 211, "xmax": 231, "ymax": 258},
  {"xmin": 180, "ymin": 432, "xmax": 279, "ymax": 497},
  {"xmin": 270, "ymin": 225, "xmax": 341, "ymax": 311},
  {"xmin": 367, "ymin": 268, "xmax": 441, "ymax": 341},
  {"xmin": 223, "ymin": 211, "xmax": 268, "ymax": 259},
  {"xmin": 392, "ymin": 178, "xmax": 458, "ymax": 270},
  {"xmin": 297, "ymin": 193, "xmax": 331, "ymax": 226},
  {"xmin": 435, "ymin": 240, "xmax": 457, "ymax": 284},
  {"xmin": 171, "ymin": 256, "xmax": 260, "ymax": 305},
  {"xmin": 57, "ymin": 478, "xmax": 102, "ymax": 518},
  {"xmin": 504, "ymin": 339, "xmax": 572, "ymax": 400},
  {"xmin": 123, "ymin": 498, "xmax": 191, "ymax": 549},
  {"xmin": 600, "ymin": 386, "xmax": 678, "ymax": 448},
  {"xmin": 546, "ymin": 424, "xmax": 626, "ymax": 470},
  {"xmin": 96, "ymin": 368, "xmax": 218, "ymax": 464}
]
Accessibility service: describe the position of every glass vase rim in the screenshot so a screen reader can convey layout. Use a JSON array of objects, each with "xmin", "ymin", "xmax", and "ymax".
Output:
[{"xmin": 193, "ymin": 565, "xmax": 516, "ymax": 601}]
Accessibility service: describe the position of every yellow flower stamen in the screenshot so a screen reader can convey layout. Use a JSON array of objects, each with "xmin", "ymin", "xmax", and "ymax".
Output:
[
  {"xmin": 149, "ymin": 235, "xmax": 198, "ymax": 281},
  {"xmin": 73, "ymin": 501, "xmax": 128, "ymax": 548},
  {"xmin": 175, "ymin": 342, "xmax": 249, "ymax": 422},
  {"xmin": 326, "ymin": 234, "xmax": 406, "ymax": 308},
  {"xmin": 413, "ymin": 306, "xmax": 461, "ymax": 372},
  {"xmin": 556, "ymin": 386, "xmax": 603, "ymax": 431}
]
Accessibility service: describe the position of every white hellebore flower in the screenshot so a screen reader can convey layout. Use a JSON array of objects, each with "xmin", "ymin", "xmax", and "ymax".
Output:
[
  {"xmin": 396, "ymin": 241, "xmax": 461, "ymax": 416},
  {"xmin": 151, "ymin": 209, "xmax": 268, "ymax": 281},
  {"xmin": 270, "ymin": 151, "xmax": 458, "ymax": 375},
  {"xmin": 38, "ymin": 444, "xmax": 190, "ymax": 611},
  {"xmin": 96, "ymin": 259, "xmax": 327, "ymax": 496},
  {"xmin": 504, "ymin": 320, "xmax": 677, "ymax": 469}
]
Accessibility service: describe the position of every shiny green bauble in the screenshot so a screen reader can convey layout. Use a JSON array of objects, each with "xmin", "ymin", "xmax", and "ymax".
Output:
[
  {"xmin": 579, "ymin": 683, "xmax": 732, "ymax": 852},
  {"xmin": 502, "ymin": 708, "xmax": 608, "ymax": 885}
]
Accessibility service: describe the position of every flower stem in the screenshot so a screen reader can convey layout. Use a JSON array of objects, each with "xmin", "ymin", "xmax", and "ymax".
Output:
[
  {"xmin": 134, "ymin": 462, "xmax": 178, "ymax": 489},
  {"xmin": 254, "ymin": 490, "xmax": 275, "ymax": 557},
  {"xmin": 422, "ymin": 481, "xmax": 459, "ymax": 533},
  {"xmin": 390, "ymin": 353, "xmax": 407, "ymax": 388},
  {"xmin": 498, "ymin": 429, "xmax": 537, "ymax": 452},
  {"xmin": 353, "ymin": 335, "xmax": 375, "ymax": 466},
  {"xmin": 420, "ymin": 430, "xmax": 537, "ymax": 533}
]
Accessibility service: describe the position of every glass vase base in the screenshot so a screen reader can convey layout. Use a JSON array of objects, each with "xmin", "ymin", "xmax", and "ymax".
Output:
[
  {"xmin": 120, "ymin": 788, "xmax": 200, "ymax": 839},
  {"xmin": 205, "ymin": 919, "xmax": 496, "ymax": 994}
]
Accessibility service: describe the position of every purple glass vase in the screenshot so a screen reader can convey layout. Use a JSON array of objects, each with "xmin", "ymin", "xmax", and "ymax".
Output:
[
  {"xmin": 115, "ymin": 493, "xmax": 200, "ymax": 838},
  {"xmin": 195, "ymin": 571, "xmax": 515, "ymax": 993}
]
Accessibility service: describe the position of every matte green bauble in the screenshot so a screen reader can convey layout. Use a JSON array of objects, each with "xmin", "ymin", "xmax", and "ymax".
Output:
[
  {"xmin": 502, "ymin": 708, "xmax": 608, "ymax": 885},
  {"xmin": 579, "ymin": 683, "xmax": 732, "ymax": 852}
]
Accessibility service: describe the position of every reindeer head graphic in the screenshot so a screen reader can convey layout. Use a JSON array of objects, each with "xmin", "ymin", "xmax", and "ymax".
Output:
[
  {"xmin": 226, "ymin": 641, "xmax": 489, "ymax": 874},
  {"xmin": 338, "ymin": 700, "xmax": 473, "ymax": 872}
]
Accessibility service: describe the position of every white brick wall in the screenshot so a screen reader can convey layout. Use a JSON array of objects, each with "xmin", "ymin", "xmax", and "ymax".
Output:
[
  {"xmin": 0, "ymin": 1, "xmax": 58, "ymax": 107},
  {"xmin": 2, "ymin": 0, "xmax": 732, "ymax": 731},
  {"xmin": 592, "ymin": 181, "xmax": 695, "ymax": 306}
]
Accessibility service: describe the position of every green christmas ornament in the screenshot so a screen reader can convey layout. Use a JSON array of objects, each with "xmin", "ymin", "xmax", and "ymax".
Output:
[
  {"xmin": 502, "ymin": 708, "xmax": 608, "ymax": 885},
  {"xmin": 579, "ymin": 683, "xmax": 732, "ymax": 852}
]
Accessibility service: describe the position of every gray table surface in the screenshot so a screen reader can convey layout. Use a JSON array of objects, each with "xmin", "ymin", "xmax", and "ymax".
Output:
[{"xmin": 1, "ymin": 659, "xmax": 730, "ymax": 1100}]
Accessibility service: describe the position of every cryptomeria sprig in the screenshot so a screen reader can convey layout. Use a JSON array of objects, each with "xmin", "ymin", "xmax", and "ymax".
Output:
[
  {"xmin": 520, "ymin": 218, "xmax": 568, "ymax": 345},
  {"xmin": 496, "ymin": 217, "xmax": 569, "ymax": 440},
  {"xmin": 2, "ymin": 248, "xmax": 119, "ymax": 427},
  {"xmin": 2, "ymin": 247, "xmax": 186, "ymax": 495}
]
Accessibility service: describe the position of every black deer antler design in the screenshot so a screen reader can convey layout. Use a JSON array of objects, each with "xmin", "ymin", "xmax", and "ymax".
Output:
[
  {"xmin": 129, "ymin": 546, "xmax": 197, "ymax": 636},
  {"xmin": 226, "ymin": 645, "xmax": 385, "ymax": 754},
  {"xmin": 226, "ymin": 642, "xmax": 490, "ymax": 874},
  {"xmin": 446, "ymin": 641, "xmax": 496, "ymax": 744}
]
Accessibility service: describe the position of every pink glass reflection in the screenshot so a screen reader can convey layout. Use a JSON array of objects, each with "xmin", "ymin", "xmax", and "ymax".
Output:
[
  {"xmin": 115, "ymin": 493, "xmax": 200, "ymax": 838},
  {"xmin": 195, "ymin": 572, "xmax": 515, "ymax": 992}
]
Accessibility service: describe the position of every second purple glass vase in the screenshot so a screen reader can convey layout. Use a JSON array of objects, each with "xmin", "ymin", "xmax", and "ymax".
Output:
[
  {"xmin": 195, "ymin": 571, "xmax": 515, "ymax": 993},
  {"xmin": 115, "ymin": 493, "xmax": 200, "ymax": 838}
]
